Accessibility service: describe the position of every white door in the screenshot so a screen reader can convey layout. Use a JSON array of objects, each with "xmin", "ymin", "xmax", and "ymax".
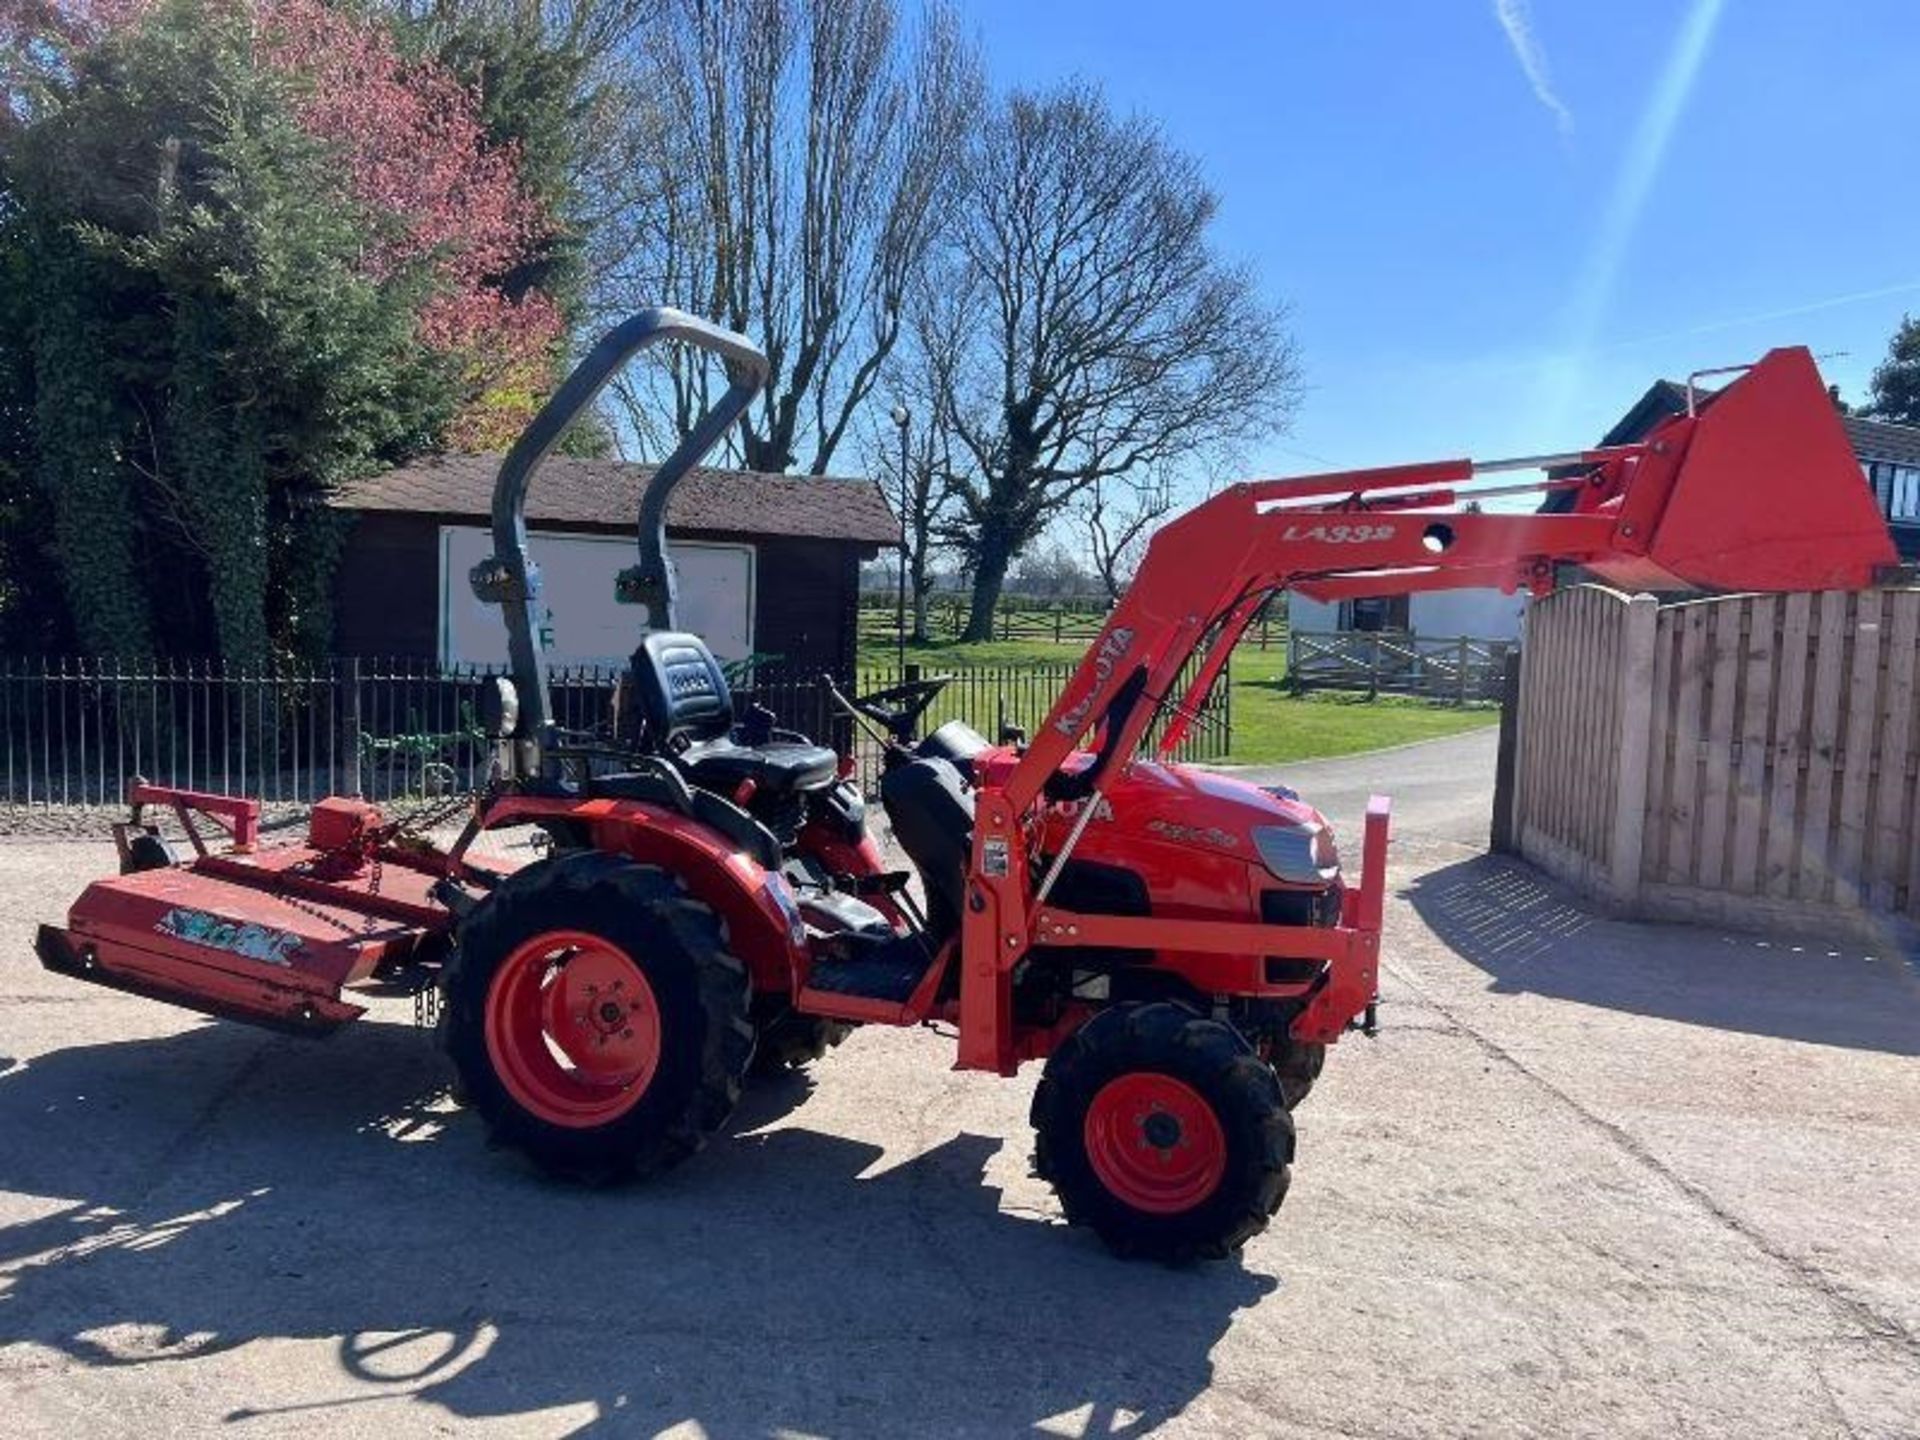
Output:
[{"xmin": 438, "ymin": 526, "xmax": 756, "ymax": 668}]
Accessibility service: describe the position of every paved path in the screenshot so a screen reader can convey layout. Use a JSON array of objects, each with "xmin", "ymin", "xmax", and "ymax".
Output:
[{"xmin": 0, "ymin": 732, "xmax": 1914, "ymax": 1437}]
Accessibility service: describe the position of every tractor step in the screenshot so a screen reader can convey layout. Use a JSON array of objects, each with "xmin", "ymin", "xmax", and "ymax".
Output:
[
  {"xmin": 797, "ymin": 935, "xmax": 944, "ymax": 1025},
  {"xmin": 806, "ymin": 938, "xmax": 936, "ymax": 1003}
]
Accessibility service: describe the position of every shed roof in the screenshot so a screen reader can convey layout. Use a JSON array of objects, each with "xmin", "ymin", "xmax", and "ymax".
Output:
[{"xmin": 331, "ymin": 453, "xmax": 900, "ymax": 545}]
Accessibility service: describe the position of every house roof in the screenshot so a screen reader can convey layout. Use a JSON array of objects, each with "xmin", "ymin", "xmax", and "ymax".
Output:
[
  {"xmin": 331, "ymin": 453, "xmax": 900, "ymax": 545},
  {"xmin": 1843, "ymin": 414, "xmax": 1920, "ymax": 468}
]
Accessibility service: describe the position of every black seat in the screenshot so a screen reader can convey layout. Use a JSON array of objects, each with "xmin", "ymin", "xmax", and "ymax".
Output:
[
  {"xmin": 629, "ymin": 631, "xmax": 837, "ymax": 795},
  {"xmin": 880, "ymin": 756, "xmax": 974, "ymax": 936}
]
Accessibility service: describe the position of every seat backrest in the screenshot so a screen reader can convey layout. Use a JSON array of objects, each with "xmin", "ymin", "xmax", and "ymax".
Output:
[
  {"xmin": 631, "ymin": 631, "xmax": 733, "ymax": 748},
  {"xmin": 880, "ymin": 756, "xmax": 975, "ymax": 937}
]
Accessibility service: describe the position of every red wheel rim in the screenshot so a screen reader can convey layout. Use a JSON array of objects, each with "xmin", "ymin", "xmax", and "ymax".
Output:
[
  {"xmin": 483, "ymin": 929, "xmax": 662, "ymax": 1128},
  {"xmin": 1083, "ymin": 1073, "xmax": 1228, "ymax": 1215}
]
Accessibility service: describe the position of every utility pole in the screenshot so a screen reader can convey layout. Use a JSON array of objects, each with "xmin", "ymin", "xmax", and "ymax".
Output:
[{"xmin": 890, "ymin": 404, "xmax": 910, "ymax": 676}]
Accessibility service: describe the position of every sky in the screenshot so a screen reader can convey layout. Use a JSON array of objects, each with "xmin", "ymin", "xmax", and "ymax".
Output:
[{"xmin": 962, "ymin": 0, "xmax": 1920, "ymax": 482}]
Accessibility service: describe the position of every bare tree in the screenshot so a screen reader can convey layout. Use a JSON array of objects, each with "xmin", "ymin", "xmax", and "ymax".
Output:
[
  {"xmin": 605, "ymin": 0, "xmax": 981, "ymax": 474},
  {"xmin": 1082, "ymin": 469, "xmax": 1173, "ymax": 601},
  {"xmin": 930, "ymin": 82, "xmax": 1302, "ymax": 640}
]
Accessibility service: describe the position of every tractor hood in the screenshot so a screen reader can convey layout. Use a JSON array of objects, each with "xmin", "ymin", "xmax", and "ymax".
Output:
[
  {"xmin": 979, "ymin": 743, "xmax": 1344, "ymax": 888},
  {"xmin": 1101, "ymin": 760, "xmax": 1340, "ymax": 877}
]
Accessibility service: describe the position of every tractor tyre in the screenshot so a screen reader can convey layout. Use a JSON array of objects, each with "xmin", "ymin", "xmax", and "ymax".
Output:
[
  {"xmin": 1270, "ymin": 1040, "xmax": 1325, "ymax": 1110},
  {"xmin": 439, "ymin": 850, "xmax": 754, "ymax": 1182},
  {"xmin": 1031, "ymin": 1001, "xmax": 1293, "ymax": 1263},
  {"xmin": 749, "ymin": 1009, "xmax": 852, "ymax": 1076}
]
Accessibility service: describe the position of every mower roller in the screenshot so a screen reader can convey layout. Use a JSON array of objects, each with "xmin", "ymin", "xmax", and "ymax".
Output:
[{"xmin": 36, "ymin": 312, "xmax": 1895, "ymax": 1262}]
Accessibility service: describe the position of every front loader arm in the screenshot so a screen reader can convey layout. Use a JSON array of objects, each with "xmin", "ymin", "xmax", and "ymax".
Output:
[
  {"xmin": 955, "ymin": 345, "xmax": 1895, "ymax": 1074},
  {"xmin": 1002, "ymin": 345, "xmax": 1894, "ymax": 812}
]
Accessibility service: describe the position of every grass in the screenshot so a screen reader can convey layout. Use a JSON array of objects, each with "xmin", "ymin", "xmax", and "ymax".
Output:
[{"xmin": 857, "ymin": 633, "xmax": 1499, "ymax": 767}]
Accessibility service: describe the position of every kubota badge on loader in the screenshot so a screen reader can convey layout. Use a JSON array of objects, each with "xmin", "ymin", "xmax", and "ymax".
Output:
[{"xmin": 36, "ymin": 310, "xmax": 1895, "ymax": 1262}]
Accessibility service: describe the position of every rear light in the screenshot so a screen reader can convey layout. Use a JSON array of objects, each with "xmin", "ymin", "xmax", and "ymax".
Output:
[{"xmin": 1251, "ymin": 822, "xmax": 1341, "ymax": 884}]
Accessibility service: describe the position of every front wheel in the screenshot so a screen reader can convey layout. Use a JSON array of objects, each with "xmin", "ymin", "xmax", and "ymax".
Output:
[
  {"xmin": 440, "ymin": 851, "xmax": 754, "ymax": 1181},
  {"xmin": 1031, "ymin": 1002, "xmax": 1293, "ymax": 1263}
]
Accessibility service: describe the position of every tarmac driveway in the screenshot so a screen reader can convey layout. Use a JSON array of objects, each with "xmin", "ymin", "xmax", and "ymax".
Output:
[{"xmin": 0, "ymin": 731, "xmax": 1915, "ymax": 1437}]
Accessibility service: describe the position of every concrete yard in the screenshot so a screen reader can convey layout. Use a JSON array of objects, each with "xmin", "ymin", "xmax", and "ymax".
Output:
[{"xmin": 0, "ymin": 730, "xmax": 1915, "ymax": 1437}]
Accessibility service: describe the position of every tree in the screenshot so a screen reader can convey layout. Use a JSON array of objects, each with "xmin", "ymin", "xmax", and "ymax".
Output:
[
  {"xmin": 880, "ymin": 274, "xmax": 967, "ymax": 642},
  {"xmin": 604, "ymin": 0, "xmax": 981, "ymax": 474},
  {"xmin": 1082, "ymin": 470, "xmax": 1172, "ymax": 602},
  {"xmin": 0, "ymin": 0, "xmax": 566, "ymax": 657},
  {"xmin": 929, "ymin": 82, "xmax": 1302, "ymax": 640},
  {"xmin": 1865, "ymin": 314, "xmax": 1920, "ymax": 426}
]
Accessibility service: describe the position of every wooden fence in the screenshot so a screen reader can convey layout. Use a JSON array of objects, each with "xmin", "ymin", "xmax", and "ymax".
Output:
[
  {"xmin": 1506, "ymin": 584, "xmax": 1920, "ymax": 944},
  {"xmin": 1288, "ymin": 629, "xmax": 1513, "ymax": 704},
  {"xmin": 858, "ymin": 594, "xmax": 1287, "ymax": 650}
]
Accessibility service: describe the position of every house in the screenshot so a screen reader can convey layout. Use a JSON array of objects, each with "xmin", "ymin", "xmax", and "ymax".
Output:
[{"xmin": 328, "ymin": 455, "xmax": 898, "ymax": 673}]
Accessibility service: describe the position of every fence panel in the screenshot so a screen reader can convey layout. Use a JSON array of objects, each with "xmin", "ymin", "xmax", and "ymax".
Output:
[
  {"xmin": 1510, "ymin": 585, "xmax": 1920, "ymax": 943},
  {"xmin": 1287, "ymin": 629, "xmax": 1513, "ymax": 704}
]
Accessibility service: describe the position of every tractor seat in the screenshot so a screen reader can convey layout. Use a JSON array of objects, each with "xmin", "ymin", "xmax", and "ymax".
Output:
[
  {"xmin": 682, "ymin": 737, "xmax": 838, "ymax": 794},
  {"xmin": 629, "ymin": 631, "xmax": 837, "ymax": 797}
]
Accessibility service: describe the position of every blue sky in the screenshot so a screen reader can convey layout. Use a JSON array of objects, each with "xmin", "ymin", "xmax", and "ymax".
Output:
[{"xmin": 964, "ymin": 0, "xmax": 1919, "ymax": 479}]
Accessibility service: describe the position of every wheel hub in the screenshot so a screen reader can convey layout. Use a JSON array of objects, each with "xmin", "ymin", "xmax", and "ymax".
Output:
[
  {"xmin": 484, "ymin": 929, "xmax": 663, "ymax": 1127},
  {"xmin": 1082, "ymin": 1072, "xmax": 1228, "ymax": 1215}
]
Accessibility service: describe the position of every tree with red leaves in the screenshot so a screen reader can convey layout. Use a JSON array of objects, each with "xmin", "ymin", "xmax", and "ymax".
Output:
[{"xmin": 0, "ymin": 0, "xmax": 568, "ymax": 656}]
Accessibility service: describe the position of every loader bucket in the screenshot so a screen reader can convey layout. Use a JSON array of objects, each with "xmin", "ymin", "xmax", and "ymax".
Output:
[{"xmin": 1585, "ymin": 346, "xmax": 1897, "ymax": 593}]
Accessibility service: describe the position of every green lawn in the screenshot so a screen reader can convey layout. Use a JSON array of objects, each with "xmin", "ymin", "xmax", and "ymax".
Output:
[{"xmin": 857, "ymin": 634, "xmax": 1498, "ymax": 767}]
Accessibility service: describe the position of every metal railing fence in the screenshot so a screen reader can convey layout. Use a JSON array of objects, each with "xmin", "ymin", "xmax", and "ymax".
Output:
[{"xmin": 0, "ymin": 651, "xmax": 1232, "ymax": 813}]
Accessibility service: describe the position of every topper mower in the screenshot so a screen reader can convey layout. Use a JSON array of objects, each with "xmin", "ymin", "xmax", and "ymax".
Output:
[{"xmin": 36, "ymin": 309, "xmax": 1895, "ymax": 1261}]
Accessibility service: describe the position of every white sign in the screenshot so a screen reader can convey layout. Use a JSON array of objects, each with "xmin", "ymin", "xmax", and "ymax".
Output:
[{"xmin": 438, "ymin": 526, "xmax": 756, "ymax": 669}]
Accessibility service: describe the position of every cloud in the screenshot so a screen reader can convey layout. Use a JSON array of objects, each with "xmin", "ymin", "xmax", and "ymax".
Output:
[{"xmin": 1493, "ymin": 0, "xmax": 1574, "ymax": 136}]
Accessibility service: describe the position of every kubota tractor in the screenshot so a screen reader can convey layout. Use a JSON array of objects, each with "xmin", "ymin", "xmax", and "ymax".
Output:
[{"xmin": 36, "ymin": 309, "xmax": 1895, "ymax": 1262}]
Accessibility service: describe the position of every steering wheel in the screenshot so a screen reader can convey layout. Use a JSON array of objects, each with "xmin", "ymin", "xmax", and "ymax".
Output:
[{"xmin": 825, "ymin": 673, "xmax": 951, "ymax": 744}]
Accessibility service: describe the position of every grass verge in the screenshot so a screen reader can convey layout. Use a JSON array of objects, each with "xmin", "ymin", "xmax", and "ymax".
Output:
[{"xmin": 858, "ymin": 636, "xmax": 1498, "ymax": 767}]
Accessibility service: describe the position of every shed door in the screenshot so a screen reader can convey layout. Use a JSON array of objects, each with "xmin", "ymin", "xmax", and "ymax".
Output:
[{"xmin": 438, "ymin": 526, "xmax": 756, "ymax": 668}]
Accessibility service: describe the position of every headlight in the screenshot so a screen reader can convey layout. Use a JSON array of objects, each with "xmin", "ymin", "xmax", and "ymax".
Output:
[{"xmin": 1251, "ymin": 821, "xmax": 1341, "ymax": 884}]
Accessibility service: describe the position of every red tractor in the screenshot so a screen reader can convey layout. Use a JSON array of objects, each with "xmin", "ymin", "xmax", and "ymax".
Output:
[{"xmin": 36, "ymin": 310, "xmax": 1895, "ymax": 1261}]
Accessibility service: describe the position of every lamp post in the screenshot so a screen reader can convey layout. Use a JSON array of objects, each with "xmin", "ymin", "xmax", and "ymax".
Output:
[{"xmin": 890, "ymin": 404, "xmax": 910, "ymax": 676}]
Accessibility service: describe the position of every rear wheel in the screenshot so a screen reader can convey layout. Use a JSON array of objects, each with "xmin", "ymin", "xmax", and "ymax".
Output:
[
  {"xmin": 440, "ymin": 850, "xmax": 754, "ymax": 1181},
  {"xmin": 1032, "ymin": 1002, "xmax": 1292, "ymax": 1263}
]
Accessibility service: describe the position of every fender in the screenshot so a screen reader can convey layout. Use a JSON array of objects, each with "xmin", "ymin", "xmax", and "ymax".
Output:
[{"xmin": 481, "ymin": 795, "xmax": 804, "ymax": 997}]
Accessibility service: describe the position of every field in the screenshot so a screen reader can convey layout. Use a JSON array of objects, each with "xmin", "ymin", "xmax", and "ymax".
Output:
[{"xmin": 856, "ymin": 630, "xmax": 1499, "ymax": 766}]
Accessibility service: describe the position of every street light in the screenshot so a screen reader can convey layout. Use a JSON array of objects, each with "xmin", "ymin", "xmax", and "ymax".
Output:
[{"xmin": 889, "ymin": 404, "xmax": 910, "ymax": 676}]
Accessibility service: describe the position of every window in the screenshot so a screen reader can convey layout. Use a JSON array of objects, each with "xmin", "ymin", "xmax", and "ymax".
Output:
[{"xmin": 1867, "ymin": 461, "xmax": 1920, "ymax": 523}]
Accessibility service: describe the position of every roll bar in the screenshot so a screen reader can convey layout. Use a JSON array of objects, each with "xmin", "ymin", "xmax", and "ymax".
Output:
[{"xmin": 468, "ymin": 308, "xmax": 769, "ymax": 766}]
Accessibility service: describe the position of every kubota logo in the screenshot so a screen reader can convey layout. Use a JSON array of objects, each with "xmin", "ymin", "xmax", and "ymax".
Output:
[{"xmin": 1053, "ymin": 626, "xmax": 1136, "ymax": 737}]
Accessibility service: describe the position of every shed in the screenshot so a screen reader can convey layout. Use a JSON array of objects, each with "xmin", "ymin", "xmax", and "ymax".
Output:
[{"xmin": 328, "ymin": 455, "xmax": 898, "ymax": 672}]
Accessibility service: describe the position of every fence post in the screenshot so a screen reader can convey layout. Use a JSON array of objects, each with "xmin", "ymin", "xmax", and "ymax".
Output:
[
  {"xmin": 1490, "ymin": 651, "xmax": 1522, "ymax": 854},
  {"xmin": 1608, "ymin": 594, "xmax": 1660, "ymax": 907},
  {"xmin": 1368, "ymin": 633, "xmax": 1380, "ymax": 699},
  {"xmin": 342, "ymin": 656, "xmax": 363, "ymax": 799}
]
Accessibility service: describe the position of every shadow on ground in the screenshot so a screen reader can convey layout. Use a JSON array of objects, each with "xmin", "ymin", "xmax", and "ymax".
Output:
[
  {"xmin": 0, "ymin": 1020, "xmax": 1273, "ymax": 1433},
  {"xmin": 1409, "ymin": 853, "xmax": 1920, "ymax": 1055}
]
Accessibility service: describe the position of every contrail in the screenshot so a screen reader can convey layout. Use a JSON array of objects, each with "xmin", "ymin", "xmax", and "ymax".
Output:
[
  {"xmin": 1596, "ymin": 279, "xmax": 1920, "ymax": 354},
  {"xmin": 1493, "ymin": 0, "xmax": 1574, "ymax": 136}
]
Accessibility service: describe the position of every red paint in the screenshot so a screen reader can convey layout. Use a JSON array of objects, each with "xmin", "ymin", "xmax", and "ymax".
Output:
[
  {"xmin": 484, "ymin": 929, "xmax": 661, "ymax": 1127},
  {"xmin": 1083, "ymin": 1073, "xmax": 1228, "ymax": 1215}
]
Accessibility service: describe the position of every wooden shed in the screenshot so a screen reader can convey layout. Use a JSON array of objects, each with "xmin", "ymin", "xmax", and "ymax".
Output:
[{"xmin": 328, "ymin": 455, "xmax": 898, "ymax": 672}]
